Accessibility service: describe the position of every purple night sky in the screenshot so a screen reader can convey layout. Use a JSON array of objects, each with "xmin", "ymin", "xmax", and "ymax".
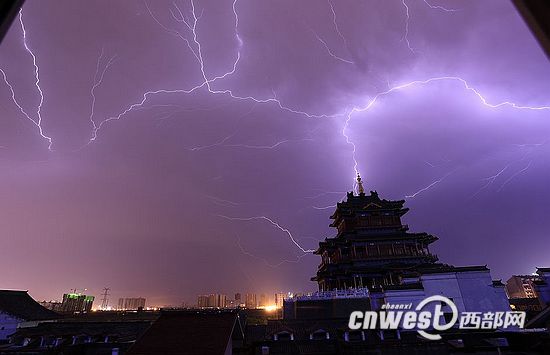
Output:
[{"xmin": 0, "ymin": 0, "xmax": 549, "ymax": 307}]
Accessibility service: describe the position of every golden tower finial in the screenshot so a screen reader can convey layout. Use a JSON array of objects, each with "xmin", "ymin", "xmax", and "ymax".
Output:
[{"xmin": 357, "ymin": 173, "xmax": 365, "ymax": 195}]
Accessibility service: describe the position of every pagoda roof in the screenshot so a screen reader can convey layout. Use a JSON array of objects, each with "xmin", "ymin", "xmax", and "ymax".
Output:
[
  {"xmin": 315, "ymin": 261, "xmax": 441, "ymax": 276},
  {"xmin": 315, "ymin": 232, "xmax": 438, "ymax": 253},
  {"xmin": 418, "ymin": 265, "xmax": 489, "ymax": 274},
  {"xmin": 330, "ymin": 190, "xmax": 406, "ymax": 220}
]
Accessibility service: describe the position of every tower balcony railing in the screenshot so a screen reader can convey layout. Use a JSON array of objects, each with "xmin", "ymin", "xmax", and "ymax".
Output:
[
  {"xmin": 321, "ymin": 252, "xmax": 435, "ymax": 265},
  {"xmin": 353, "ymin": 224, "xmax": 409, "ymax": 231},
  {"xmin": 286, "ymin": 287, "xmax": 370, "ymax": 302}
]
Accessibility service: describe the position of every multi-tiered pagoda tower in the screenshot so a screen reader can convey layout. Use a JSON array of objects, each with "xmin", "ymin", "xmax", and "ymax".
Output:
[{"xmin": 312, "ymin": 174, "xmax": 442, "ymax": 291}]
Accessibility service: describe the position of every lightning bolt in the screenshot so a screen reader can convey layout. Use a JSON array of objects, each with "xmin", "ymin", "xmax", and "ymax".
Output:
[
  {"xmin": 405, "ymin": 171, "xmax": 454, "ymax": 199},
  {"xmin": 327, "ymin": 0, "xmax": 350, "ymax": 52},
  {"xmin": 4, "ymin": 1, "xmax": 549, "ymax": 272},
  {"xmin": 400, "ymin": 0, "xmax": 458, "ymax": 54},
  {"xmin": 311, "ymin": 204, "xmax": 337, "ymax": 210},
  {"xmin": 217, "ymin": 214, "xmax": 315, "ymax": 253},
  {"xmin": 145, "ymin": 1, "xmax": 200, "ymax": 63},
  {"xmin": 401, "ymin": 0, "xmax": 415, "ymax": 53},
  {"xmin": 422, "ymin": 0, "xmax": 458, "ymax": 12},
  {"xmin": 342, "ymin": 76, "xmax": 550, "ymax": 187},
  {"xmin": 8, "ymin": 2, "xmax": 550, "ymax": 211},
  {"xmin": 497, "ymin": 160, "xmax": 533, "ymax": 192},
  {"xmin": 221, "ymin": 139, "xmax": 314, "ymax": 150},
  {"xmin": 471, "ymin": 139, "xmax": 547, "ymax": 198},
  {"xmin": 89, "ymin": 0, "xmax": 339, "ymax": 146},
  {"xmin": 235, "ymin": 235, "xmax": 309, "ymax": 268},
  {"xmin": 424, "ymin": 161, "xmax": 436, "ymax": 168},
  {"xmin": 470, "ymin": 164, "xmax": 510, "ymax": 199},
  {"xmin": 0, "ymin": 69, "xmax": 33, "ymax": 122},
  {"xmin": 190, "ymin": 137, "xmax": 314, "ymax": 152},
  {"xmin": 89, "ymin": 49, "xmax": 117, "ymax": 138},
  {"xmin": 310, "ymin": 29, "xmax": 354, "ymax": 65},
  {"xmin": 204, "ymin": 194, "xmax": 241, "ymax": 207},
  {"xmin": 1, "ymin": 10, "xmax": 53, "ymax": 149}
]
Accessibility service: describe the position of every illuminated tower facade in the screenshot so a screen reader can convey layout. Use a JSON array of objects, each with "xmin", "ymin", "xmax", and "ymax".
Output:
[{"xmin": 312, "ymin": 175, "xmax": 440, "ymax": 291}]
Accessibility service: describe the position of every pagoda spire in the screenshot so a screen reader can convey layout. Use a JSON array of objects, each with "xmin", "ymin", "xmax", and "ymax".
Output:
[{"xmin": 356, "ymin": 173, "xmax": 365, "ymax": 195}]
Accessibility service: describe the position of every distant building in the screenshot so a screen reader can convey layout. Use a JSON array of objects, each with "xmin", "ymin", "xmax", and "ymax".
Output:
[
  {"xmin": 259, "ymin": 294, "xmax": 268, "ymax": 307},
  {"xmin": 535, "ymin": 267, "xmax": 550, "ymax": 305},
  {"xmin": 61, "ymin": 293, "xmax": 94, "ymax": 313},
  {"xmin": 225, "ymin": 299, "xmax": 238, "ymax": 309},
  {"xmin": 274, "ymin": 293, "xmax": 285, "ymax": 309},
  {"xmin": 197, "ymin": 295, "xmax": 209, "ymax": 308},
  {"xmin": 507, "ymin": 268, "xmax": 550, "ymax": 317},
  {"xmin": 234, "ymin": 293, "xmax": 241, "ymax": 303},
  {"xmin": 197, "ymin": 294, "xmax": 226, "ymax": 308},
  {"xmin": 38, "ymin": 300, "xmax": 63, "ymax": 313},
  {"xmin": 506, "ymin": 275, "xmax": 541, "ymax": 298},
  {"xmin": 245, "ymin": 293, "xmax": 257, "ymax": 309},
  {"xmin": 213, "ymin": 294, "xmax": 227, "ymax": 308},
  {"xmin": 0, "ymin": 290, "xmax": 60, "ymax": 341},
  {"xmin": 117, "ymin": 297, "xmax": 146, "ymax": 310}
]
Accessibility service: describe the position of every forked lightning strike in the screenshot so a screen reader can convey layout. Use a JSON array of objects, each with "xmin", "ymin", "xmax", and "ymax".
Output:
[
  {"xmin": 342, "ymin": 76, "xmax": 550, "ymax": 188},
  {"xmin": 310, "ymin": 29, "xmax": 354, "ymax": 65},
  {"xmin": 2, "ymin": 0, "xmax": 550, "ymax": 203},
  {"xmin": 89, "ymin": 49, "xmax": 117, "ymax": 140},
  {"xmin": 3, "ymin": 1, "xmax": 550, "ymax": 257},
  {"xmin": 235, "ymin": 236, "xmax": 309, "ymax": 268},
  {"xmin": 422, "ymin": 0, "xmax": 458, "ymax": 12},
  {"xmin": 497, "ymin": 161, "xmax": 533, "ymax": 192},
  {"xmin": 217, "ymin": 214, "xmax": 315, "ymax": 254},
  {"xmin": 327, "ymin": 0, "xmax": 350, "ymax": 52},
  {"xmin": 1, "ymin": 10, "xmax": 53, "ymax": 149},
  {"xmin": 405, "ymin": 171, "xmax": 453, "ymax": 199}
]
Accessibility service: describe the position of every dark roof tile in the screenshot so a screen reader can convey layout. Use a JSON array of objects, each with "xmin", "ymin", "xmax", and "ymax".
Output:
[
  {"xmin": 0, "ymin": 290, "xmax": 60, "ymax": 321},
  {"xmin": 128, "ymin": 311, "xmax": 238, "ymax": 355}
]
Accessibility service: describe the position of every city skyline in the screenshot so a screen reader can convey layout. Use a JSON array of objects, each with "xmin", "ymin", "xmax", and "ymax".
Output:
[{"xmin": 0, "ymin": 0, "xmax": 549, "ymax": 306}]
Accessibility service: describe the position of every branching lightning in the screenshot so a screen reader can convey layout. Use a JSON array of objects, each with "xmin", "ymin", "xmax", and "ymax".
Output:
[
  {"xmin": 1, "ymin": 10, "xmax": 53, "ymax": 149},
  {"xmin": 327, "ymin": 0, "xmax": 350, "ymax": 52},
  {"xmin": 221, "ymin": 138, "xmax": 314, "ymax": 150},
  {"xmin": 400, "ymin": 0, "xmax": 458, "ymax": 54},
  {"xmin": 401, "ymin": 0, "xmax": 414, "ymax": 53},
  {"xmin": 311, "ymin": 204, "xmax": 337, "ymax": 210},
  {"xmin": 497, "ymin": 160, "xmax": 533, "ymax": 192},
  {"xmin": 341, "ymin": 76, "xmax": 550, "ymax": 187},
  {"xmin": 422, "ymin": 0, "xmax": 458, "ymax": 12},
  {"xmin": 235, "ymin": 235, "xmax": 309, "ymax": 268},
  {"xmin": 310, "ymin": 29, "xmax": 354, "ymax": 65},
  {"xmin": 89, "ymin": 49, "xmax": 117, "ymax": 139},
  {"xmin": 190, "ymin": 137, "xmax": 313, "ymax": 152},
  {"xmin": 405, "ymin": 170, "xmax": 454, "ymax": 199},
  {"xmin": 470, "ymin": 164, "xmax": 510, "ymax": 198},
  {"xmin": 217, "ymin": 214, "xmax": 315, "ymax": 254},
  {"xmin": 5, "ymin": 1, "xmax": 550, "ymax": 262},
  {"xmin": 10, "ymin": 3, "xmax": 549, "ymax": 178},
  {"xmin": 470, "ymin": 140, "xmax": 547, "ymax": 198},
  {"xmin": 145, "ymin": 1, "xmax": 200, "ymax": 63}
]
